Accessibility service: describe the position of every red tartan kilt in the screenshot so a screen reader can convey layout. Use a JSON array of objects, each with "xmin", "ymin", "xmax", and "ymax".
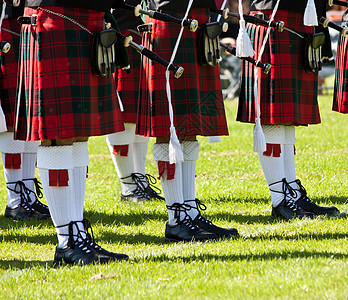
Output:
[
  {"xmin": 137, "ymin": 8, "xmax": 228, "ymax": 137},
  {"xmin": 0, "ymin": 18, "xmax": 21, "ymax": 128},
  {"xmin": 238, "ymin": 10, "xmax": 320, "ymax": 126},
  {"xmin": 113, "ymin": 30, "xmax": 142, "ymax": 123},
  {"xmin": 14, "ymin": 7, "xmax": 124, "ymax": 141},
  {"xmin": 333, "ymin": 34, "xmax": 348, "ymax": 114}
]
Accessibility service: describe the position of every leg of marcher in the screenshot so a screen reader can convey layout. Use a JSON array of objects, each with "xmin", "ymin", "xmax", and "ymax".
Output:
[
  {"xmin": 258, "ymin": 125, "xmax": 314, "ymax": 220},
  {"xmin": 153, "ymin": 142, "xmax": 216, "ymax": 242},
  {"xmin": 283, "ymin": 126, "xmax": 339, "ymax": 216},
  {"xmin": 107, "ymin": 123, "xmax": 149, "ymax": 202},
  {"xmin": 181, "ymin": 140, "xmax": 238, "ymax": 238}
]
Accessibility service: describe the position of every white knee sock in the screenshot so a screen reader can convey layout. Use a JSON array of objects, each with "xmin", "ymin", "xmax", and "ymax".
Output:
[
  {"xmin": 2, "ymin": 153, "xmax": 23, "ymax": 207},
  {"xmin": 72, "ymin": 142, "xmax": 89, "ymax": 228},
  {"xmin": 283, "ymin": 125, "xmax": 299, "ymax": 193},
  {"xmin": 133, "ymin": 134, "xmax": 149, "ymax": 187},
  {"xmin": 258, "ymin": 125, "xmax": 286, "ymax": 207},
  {"xmin": 22, "ymin": 141, "xmax": 39, "ymax": 204},
  {"xmin": 0, "ymin": 132, "xmax": 25, "ymax": 207},
  {"xmin": 153, "ymin": 143, "xmax": 184, "ymax": 225},
  {"xmin": 107, "ymin": 123, "xmax": 137, "ymax": 195},
  {"xmin": 181, "ymin": 141, "xmax": 199, "ymax": 219},
  {"xmin": 37, "ymin": 145, "xmax": 74, "ymax": 248}
]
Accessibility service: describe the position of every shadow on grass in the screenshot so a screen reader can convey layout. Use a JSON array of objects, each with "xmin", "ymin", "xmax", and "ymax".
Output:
[
  {"xmin": 0, "ymin": 260, "xmax": 52, "ymax": 270},
  {"xmin": 1, "ymin": 248, "xmax": 346, "ymax": 270},
  {"xmin": 205, "ymin": 196, "xmax": 270, "ymax": 204},
  {"xmin": 84, "ymin": 210, "xmax": 168, "ymax": 226},
  {"xmin": 139, "ymin": 250, "xmax": 348, "ymax": 263},
  {"xmin": 311, "ymin": 196, "xmax": 348, "ymax": 205}
]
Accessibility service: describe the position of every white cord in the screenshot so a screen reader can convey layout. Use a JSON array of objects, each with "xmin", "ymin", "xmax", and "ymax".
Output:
[
  {"xmin": 253, "ymin": 0, "xmax": 281, "ymax": 153},
  {"xmin": 165, "ymin": 0, "xmax": 194, "ymax": 163}
]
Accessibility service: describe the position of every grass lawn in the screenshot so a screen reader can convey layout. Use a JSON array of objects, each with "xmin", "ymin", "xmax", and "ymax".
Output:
[{"xmin": 0, "ymin": 79, "xmax": 347, "ymax": 299}]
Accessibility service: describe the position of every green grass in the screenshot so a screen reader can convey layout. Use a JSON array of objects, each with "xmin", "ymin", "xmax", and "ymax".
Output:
[{"xmin": 0, "ymin": 81, "xmax": 347, "ymax": 299}]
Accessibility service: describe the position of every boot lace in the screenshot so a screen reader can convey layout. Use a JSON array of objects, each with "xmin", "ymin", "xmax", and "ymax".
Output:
[
  {"xmin": 82, "ymin": 219, "xmax": 105, "ymax": 252},
  {"xmin": 22, "ymin": 178, "xmax": 47, "ymax": 208},
  {"xmin": 269, "ymin": 178, "xmax": 302, "ymax": 212},
  {"xmin": 7, "ymin": 180, "xmax": 33, "ymax": 212},
  {"xmin": 120, "ymin": 173, "xmax": 151, "ymax": 199},
  {"xmin": 166, "ymin": 202, "xmax": 198, "ymax": 230},
  {"xmin": 184, "ymin": 199, "xmax": 213, "ymax": 225}
]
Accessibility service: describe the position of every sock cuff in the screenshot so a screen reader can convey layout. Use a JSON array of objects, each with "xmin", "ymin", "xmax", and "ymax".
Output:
[
  {"xmin": 284, "ymin": 125, "xmax": 295, "ymax": 145},
  {"xmin": 134, "ymin": 134, "xmax": 150, "ymax": 144},
  {"xmin": 106, "ymin": 123, "xmax": 136, "ymax": 145},
  {"xmin": 262, "ymin": 125, "xmax": 286, "ymax": 144},
  {"xmin": 153, "ymin": 143, "xmax": 169, "ymax": 162},
  {"xmin": 37, "ymin": 145, "xmax": 74, "ymax": 170},
  {"xmin": 23, "ymin": 141, "xmax": 40, "ymax": 153},
  {"xmin": 181, "ymin": 141, "xmax": 199, "ymax": 161},
  {"xmin": 72, "ymin": 142, "xmax": 89, "ymax": 167},
  {"xmin": 0, "ymin": 132, "xmax": 25, "ymax": 153}
]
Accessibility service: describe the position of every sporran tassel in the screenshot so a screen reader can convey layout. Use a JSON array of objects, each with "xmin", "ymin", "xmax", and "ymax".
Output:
[
  {"xmin": 236, "ymin": 0, "xmax": 255, "ymax": 57},
  {"xmin": 304, "ymin": 0, "xmax": 318, "ymax": 26}
]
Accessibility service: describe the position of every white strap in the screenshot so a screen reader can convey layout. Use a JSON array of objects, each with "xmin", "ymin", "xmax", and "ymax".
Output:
[
  {"xmin": 165, "ymin": 0, "xmax": 194, "ymax": 164},
  {"xmin": 216, "ymin": 0, "xmax": 228, "ymax": 22},
  {"xmin": 0, "ymin": 3, "xmax": 6, "ymax": 30},
  {"xmin": 116, "ymin": 90, "xmax": 124, "ymax": 112},
  {"xmin": 253, "ymin": 0, "xmax": 281, "ymax": 153}
]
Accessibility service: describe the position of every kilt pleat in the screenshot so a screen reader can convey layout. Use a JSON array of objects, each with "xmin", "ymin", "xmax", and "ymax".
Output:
[
  {"xmin": 136, "ymin": 8, "xmax": 228, "ymax": 137},
  {"xmin": 14, "ymin": 6, "xmax": 124, "ymax": 141},
  {"xmin": 238, "ymin": 10, "xmax": 320, "ymax": 126},
  {"xmin": 0, "ymin": 18, "xmax": 21, "ymax": 128},
  {"xmin": 333, "ymin": 34, "xmax": 348, "ymax": 114},
  {"xmin": 113, "ymin": 30, "xmax": 142, "ymax": 123}
]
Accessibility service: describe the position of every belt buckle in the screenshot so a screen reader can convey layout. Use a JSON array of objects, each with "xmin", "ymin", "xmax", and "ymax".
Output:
[
  {"xmin": 17, "ymin": 14, "xmax": 37, "ymax": 25},
  {"xmin": 137, "ymin": 23, "xmax": 153, "ymax": 34},
  {"xmin": 254, "ymin": 12, "xmax": 265, "ymax": 20},
  {"xmin": 31, "ymin": 14, "xmax": 38, "ymax": 26}
]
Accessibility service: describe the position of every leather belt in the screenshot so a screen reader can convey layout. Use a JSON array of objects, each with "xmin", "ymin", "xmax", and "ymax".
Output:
[{"xmin": 17, "ymin": 16, "xmax": 37, "ymax": 25}]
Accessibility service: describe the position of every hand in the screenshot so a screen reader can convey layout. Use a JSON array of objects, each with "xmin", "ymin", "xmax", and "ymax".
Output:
[{"xmin": 220, "ymin": 37, "xmax": 236, "ymax": 55}]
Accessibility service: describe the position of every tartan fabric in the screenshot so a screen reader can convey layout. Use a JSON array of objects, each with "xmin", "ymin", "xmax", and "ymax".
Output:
[
  {"xmin": 333, "ymin": 34, "xmax": 348, "ymax": 114},
  {"xmin": 14, "ymin": 7, "xmax": 124, "ymax": 141},
  {"xmin": 113, "ymin": 30, "xmax": 142, "ymax": 123},
  {"xmin": 137, "ymin": 8, "xmax": 228, "ymax": 137},
  {"xmin": 0, "ymin": 18, "xmax": 21, "ymax": 128},
  {"xmin": 238, "ymin": 10, "xmax": 320, "ymax": 126}
]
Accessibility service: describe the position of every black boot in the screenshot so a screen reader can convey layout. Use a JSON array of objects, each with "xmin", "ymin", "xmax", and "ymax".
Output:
[
  {"xmin": 82, "ymin": 219, "xmax": 128, "ymax": 261},
  {"xmin": 53, "ymin": 221, "xmax": 118, "ymax": 265},
  {"xmin": 120, "ymin": 173, "xmax": 151, "ymax": 202},
  {"xmin": 270, "ymin": 179, "xmax": 315, "ymax": 220},
  {"xmin": 292, "ymin": 179, "xmax": 340, "ymax": 217},
  {"xmin": 185, "ymin": 199, "xmax": 239, "ymax": 239},
  {"xmin": 165, "ymin": 203, "xmax": 217, "ymax": 242},
  {"xmin": 23, "ymin": 178, "xmax": 50, "ymax": 216},
  {"xmin": 5, "ymin": 180, "xmax": 49, "ymax": 220}
]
